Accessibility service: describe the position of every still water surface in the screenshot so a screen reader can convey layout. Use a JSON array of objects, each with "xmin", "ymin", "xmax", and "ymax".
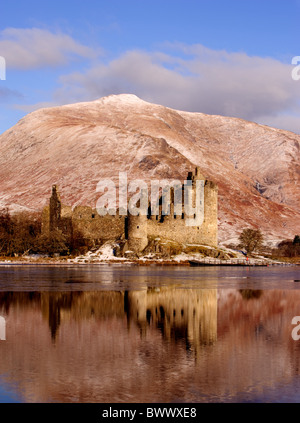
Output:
[{"xmin": 0, "ymin": 264, "xmax": 299, "ymax": 403}]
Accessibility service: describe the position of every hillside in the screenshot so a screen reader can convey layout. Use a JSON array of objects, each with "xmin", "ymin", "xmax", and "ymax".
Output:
[{"xmin": 0, "ymin": 94, "xmax": 299, "ymax": 245}]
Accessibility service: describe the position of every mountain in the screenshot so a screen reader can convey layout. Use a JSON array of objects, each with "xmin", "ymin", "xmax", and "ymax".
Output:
[{"xmin": 0, "ymin": 94, "xmax": 299, "ymax": 245}]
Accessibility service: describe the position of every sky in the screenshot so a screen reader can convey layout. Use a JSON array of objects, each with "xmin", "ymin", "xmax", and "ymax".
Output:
[{"xmin": 0, "ymin": 0, "xmax": 300, "ymax": 135}]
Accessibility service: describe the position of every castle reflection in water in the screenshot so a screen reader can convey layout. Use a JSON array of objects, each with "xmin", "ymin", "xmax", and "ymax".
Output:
[
  {"xmin": 1, "ymin": 283, "xmax": 300, "ymax": 403},
  {"xmin": 0, "ymin": 288, "xmax": 217, "ymax": 353}
]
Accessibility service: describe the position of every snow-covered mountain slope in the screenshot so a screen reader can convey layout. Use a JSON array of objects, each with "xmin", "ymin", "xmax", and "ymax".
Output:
[{"xmin": 0, "ymin": 94, "xmax": 299, "ymax": 245}]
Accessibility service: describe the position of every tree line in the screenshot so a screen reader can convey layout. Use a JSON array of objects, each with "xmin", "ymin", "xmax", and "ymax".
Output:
[
  {"xmin": 238, "ymin": 228, "xmax": 300, "ymax": 258},
  {"xmin": 0, "ymin": 208, "xmax": 91, "ymax": 257}
]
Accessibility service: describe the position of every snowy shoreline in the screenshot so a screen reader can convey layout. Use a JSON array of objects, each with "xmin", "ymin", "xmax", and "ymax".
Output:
[{"xmin": 0, "ymin": 242, "xmax": 298, "ymax": 266}]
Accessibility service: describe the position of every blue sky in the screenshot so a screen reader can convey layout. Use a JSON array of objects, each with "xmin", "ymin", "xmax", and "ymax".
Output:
[{"xmin": 1, "ymin": 0, "xmax": 300, "ymax": 134}]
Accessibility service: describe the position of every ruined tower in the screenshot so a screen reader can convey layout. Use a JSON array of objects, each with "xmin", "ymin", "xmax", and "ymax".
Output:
[
  {"xmin": 49, "ymin": 185, "xmax": 61, "ymax": 231},
  {"xmin": 127, "ymin": 214, "xmax": 148, "ymax": 253},
  {"xmin": 127, "ymin": 189, "xmax": 148, "ymax": 253},
  {"xmin": 146, "ymin": 167, "xmax": 218, "ymax": 247}
]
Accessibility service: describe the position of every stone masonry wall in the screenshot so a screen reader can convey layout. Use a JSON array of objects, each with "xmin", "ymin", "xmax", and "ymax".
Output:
[
  {"xmin": 72, "ymin": 206, "xmax": 125, "ymax": 242},
  {"xmin": 42, "ymin": 167, "xmax": 218, "ymax": 252},
  {"xmin": 146, "ymin": 179, "xmax": 218, "ymax": 247}
]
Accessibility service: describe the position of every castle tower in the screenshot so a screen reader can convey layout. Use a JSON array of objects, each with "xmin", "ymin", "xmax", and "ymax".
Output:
[
  {"xmin": 187, "ymin": 167, "xmax": 206, "ymax": 209},
  {"xmin": 203, "ymin": 180, "xmax": 218, "ymax": 246},
  {"xmin": 49, "ymin": 185, "xmax": 61, "ymax": 231},
  {"xmin": 127, "ymin": 188, "xmax": 148, "ymax": 253},
  {"xmin": 190, "ymin": 167, "xmax": 218, "ymax": 245},
  {"xmin": 127, "ymin": 213, "xmax": 148, "ymax": 253},
  {"xmin": 184, "ymin": 167, "xmax": 206, "ymax": 224}
]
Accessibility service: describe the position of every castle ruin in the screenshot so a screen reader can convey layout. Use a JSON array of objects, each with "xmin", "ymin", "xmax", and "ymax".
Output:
[{"xmin": 42, "ymin": 167, "xmax": 218, "ymax": 254}]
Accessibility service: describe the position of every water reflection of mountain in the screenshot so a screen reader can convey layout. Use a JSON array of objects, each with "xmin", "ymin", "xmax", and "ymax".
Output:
[{"xmin": 1, "ymin": 288, "xmax": 300, "ymax": 402}]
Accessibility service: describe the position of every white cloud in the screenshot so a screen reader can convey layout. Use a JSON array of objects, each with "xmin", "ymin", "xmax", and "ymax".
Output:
[
  {"xmin": 0, "ymin": 27, "xmax": 100, "ymax": 70},
  {"xmin": 255, "ymin": 114, "xmax": 300, "ymax": 135},
  {"xmin": 12, "ymin": 42, "xmax": 300, "ymax": 134}
]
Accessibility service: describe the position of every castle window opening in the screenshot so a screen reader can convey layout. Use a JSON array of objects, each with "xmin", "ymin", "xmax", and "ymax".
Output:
[{"xmin": 92, "ymin": 214, "xmax": 95, "ymax": 219}]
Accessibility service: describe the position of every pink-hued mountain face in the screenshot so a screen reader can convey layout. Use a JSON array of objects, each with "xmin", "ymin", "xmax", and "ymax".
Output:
[{"xmin": 0, "ymin": 94, "xmax": 299, "ymax": 245}]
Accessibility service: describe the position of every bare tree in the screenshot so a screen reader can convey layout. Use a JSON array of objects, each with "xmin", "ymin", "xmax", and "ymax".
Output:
[
  {"xmin": 276, "ymin": 237, "xmax": 300, "ymax": 258},
  {"xmin": 0, "ymin": 208, "xmax": 12, "ymax": 255},
  {"xmin": 239, "ymin": 228, "xmax": 264, "ymax": 255},
  {"xmin": 11, "ymin": 211, "xmax": 41, "ymax": 255},
  {"xmin": 0, "ymin": 209, "xmax": 41, "ymax": 256},
  {"xmin": 35, "ymin": 229, "xmax": 69, "ymax": 257}
]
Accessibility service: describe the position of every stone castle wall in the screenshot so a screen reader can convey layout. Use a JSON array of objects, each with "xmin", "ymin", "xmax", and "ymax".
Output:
[
  {"xmin": 146, "ymin": 179, "xmax": 218, "ymax": 246},
  {"xmin": 42, "ymin": 167, "xmax": 218, "ymax": 253},
  {"xmin": 72, "ymin": 206, "xmax": 125, "ymax": 243}
]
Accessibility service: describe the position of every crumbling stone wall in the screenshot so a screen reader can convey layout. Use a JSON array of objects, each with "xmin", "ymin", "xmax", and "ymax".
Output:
[
  {"xmin": 72, "ymin": 206, "xmax": 125, "ymax": 243},
  {"xmin": 42, "ymin": 167, "xmax": 218, "ymax": 253},
  {"xmin": 144, "ymin": 168, "xmax": 218, "ymax": 248}
]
